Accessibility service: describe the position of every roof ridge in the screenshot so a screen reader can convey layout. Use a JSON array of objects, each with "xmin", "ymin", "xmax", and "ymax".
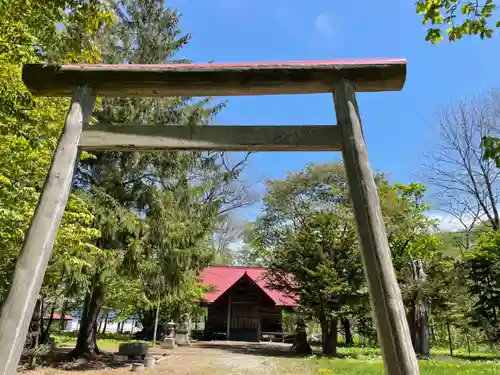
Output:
[{"xmin": 205, "ymin": 265, "xmax": 266, "ymax": 270}]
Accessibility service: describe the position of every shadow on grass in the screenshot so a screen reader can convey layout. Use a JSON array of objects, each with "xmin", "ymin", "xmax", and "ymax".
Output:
[
  {"xmin": 194, "ymin": 342, "xmax": 304, "ymax": 359},
  {"xmin": 22, "ymin": 349, "xmax": 131, "ymax": 372},
  {"xmin": 194, "ymin": 341, "xmax": 382, "ymax": 360},
  {"xmin": 55, "ymin": 332, "xmax": 133, "ymax": 342},
  {"xmin": 451, "ymin": 354, "xmax": 500, "ymax": 362}
]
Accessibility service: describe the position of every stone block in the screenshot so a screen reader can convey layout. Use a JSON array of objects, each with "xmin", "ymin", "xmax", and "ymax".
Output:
[
  {"xmin": 131, "ymin": 363, "xmax": 144, "ymax": 372},
  {"xmin": 118, "ymin": 342, "xmax": 149, "ymax": 358},
  {"xmin": 144, "ymin": 357, "xmax": 156, "ymax": 368},
  {"xmin": 160, "ymin": 337, "xmax": 176, "ymax": 349}
]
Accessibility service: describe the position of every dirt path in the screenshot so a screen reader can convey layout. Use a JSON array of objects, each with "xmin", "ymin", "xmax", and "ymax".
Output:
[
  {"xmin": 24, "ymin": 342, "xmax": 311, "ymax": 375},
  {"xmin": 163, "ymin": 341, "xmax": 304, "ymax": 375}
]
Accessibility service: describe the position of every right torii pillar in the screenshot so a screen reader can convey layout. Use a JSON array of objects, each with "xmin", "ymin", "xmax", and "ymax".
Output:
[{"xmin": 334, "ymin": 79, "xmax": 419, "ymax": 374}]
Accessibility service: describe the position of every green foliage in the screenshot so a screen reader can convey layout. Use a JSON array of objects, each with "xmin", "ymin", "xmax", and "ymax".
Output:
[
  {"xmin": 249, "ymin": 163, "xmax": 452, "ymax": 353},
  {"xmin": 0, "ymin": 0, "xmax": 250, "ymax": 358},
  {"xmin": 416, "ymin": 0, "xmax": 499, "ymax": 43},
  {"xmin": 465, "ymin": 230, "xmax": 500, "ymax": 342},
  {"xmin": 63, "ymin": 1, "xmax": 251, "ymax": 355},
  {"xmin": 252, "ymin": 163, "xmax": 360, "ymax": 354},
  {"xmin": 0, "ymin": 0, "xmax": 112, "ymax": 299},
  {"xmin": 268, "ymin": 210, "xmax": 363, "ymax": 320},
  {"xmin": 253, "ymin": 163, "xmax": 350, "ymax": 254},
  {"xmin": 380, "ymin": 181, "xmax": 441, "ymax": 292},
  {"xmin": 482, "ymin": 136, "xmax": 500, "ymax": 168}
]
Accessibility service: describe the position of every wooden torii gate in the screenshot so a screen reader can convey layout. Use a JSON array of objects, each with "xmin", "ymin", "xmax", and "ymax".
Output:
[{"xmin": 0, "ymin": 59, "xmax": 419, "ymax": 375}]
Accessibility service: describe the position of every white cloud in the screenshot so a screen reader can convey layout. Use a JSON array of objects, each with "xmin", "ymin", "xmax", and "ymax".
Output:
[
  {"xmin": 426, "ymin": 211, "xmax": 479, "ymax": 232},
  {"xmin": 313, "ymin": 13, "xmax": 335, "ymax": 39}
]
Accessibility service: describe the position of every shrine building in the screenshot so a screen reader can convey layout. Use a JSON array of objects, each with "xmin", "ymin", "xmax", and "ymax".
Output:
[{"xmin": 199, "ymin": 266, "xmax": 297, "ymax": 342}]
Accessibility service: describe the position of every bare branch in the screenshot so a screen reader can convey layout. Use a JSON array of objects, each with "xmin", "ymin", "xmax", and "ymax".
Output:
[{"xmin": 420, "ymin": 89, "xmax": 500, "ymax": 231}]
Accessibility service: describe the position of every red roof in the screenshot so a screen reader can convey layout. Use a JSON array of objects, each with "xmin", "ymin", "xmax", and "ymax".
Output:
[
  {"xmin": 199, "ymin": 266, "xmax": 297, "ymax": 307},
  {"xmin": 42, "ymin": 313, "xmax": 72, "ymax": 320}
]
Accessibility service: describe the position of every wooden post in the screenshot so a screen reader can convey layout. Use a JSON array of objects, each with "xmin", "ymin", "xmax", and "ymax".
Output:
[
  {"xmin": 257, "ymin": 308, "xmax": 262, "ymax": 343},
  {"xmin": 333, "ymin": 79, "xmax": 419, "ymax": 375},
  {"xmin": 152, "ymin": 300, "xmax": 160, "ymax": 347},
  {"xmin": 226, "ymin": 295, "xmax": 231, "ymax": 341},
  {"xmin": 0, "ymin": 86, "xmax": 96, "ymax": 375},
  {"xmin": 281, "ymin": 309, "xmax": 285, "ymax": 343}
]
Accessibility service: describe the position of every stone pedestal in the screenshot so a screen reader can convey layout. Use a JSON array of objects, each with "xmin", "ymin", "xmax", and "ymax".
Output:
[
  {"xmin": 144, "ymin": 357, "xmax": 156, "ymax": 368},
  {"xmin": 118, "ymin": 342, "xmax": 149, "ymax": 359},
  {"xmin": 175, "ymin": 330, "xmax": 191, "ymax": 346},
  {"xmin": 175, "ymin": 315, "xmax": 191, "ymax": 346},
  {"xmin": 160, "ymin": 321, "xmax": 177, "ymax": 349},
  {"xmin": 160, "ymin": 337, "xmax": 176, "ymax": 349}
]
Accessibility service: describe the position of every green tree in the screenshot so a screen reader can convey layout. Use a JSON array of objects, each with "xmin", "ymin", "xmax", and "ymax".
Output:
[
  {"xmin": 0, "ymin": 0, "xmax": 112, "ymax": 299},
  {"xmin": 380, "ymin": 180, "xmax": 443, "ymax": 355},
  {"xmin": 253, "ymin": 163, "xmax": 350, "ymax": 252},
  {"xmin": 70, "ymin": 0, "xmax": 251, "ymax": 356},
  {"xmin": 251, "ymin": 163, "xmax": 364, "ymax": 355},
  {"xmin": 465, "ymin": 230, "xmax": 500, "ymax": 344},
  {"xmin": 251, "ymin": 164, "xmax": 447, "ymax": 356},
  {"xmin": 233, "ymin": 222, "xmax": 266, "ymax": 266},
  {"xmin": 416, "ymin": 0, "xmax": 499, "ymax": 43},
  {"xmin": 0, "ymin": 1, "xmax": 114, "ymax": 361},
  {"xmin": 267, "ymin": 210, "xmax": 363, "ymax": 356}
]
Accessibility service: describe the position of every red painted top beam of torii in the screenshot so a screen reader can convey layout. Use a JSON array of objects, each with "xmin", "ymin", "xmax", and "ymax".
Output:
[{"xmin": 22, "ymin": 58, "xmax": 407, "ymax": 98}]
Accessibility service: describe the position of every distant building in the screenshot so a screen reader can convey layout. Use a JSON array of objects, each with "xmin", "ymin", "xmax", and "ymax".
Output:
[
  {"xmin": 61, "ymin": 311, "xmax": 140, "ymax": 333},
  {"xmin": 199, "ymin": 266, "xmax": 297, "ymax": 342},
  {"xmin": 42, "ymin": 313, "xmax": 72, "ymax": 331}
]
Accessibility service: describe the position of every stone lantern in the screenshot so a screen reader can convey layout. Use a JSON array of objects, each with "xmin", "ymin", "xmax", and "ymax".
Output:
[{"xmin": 160, "ymin": 320, "xmax": 177, "ymax": 349}]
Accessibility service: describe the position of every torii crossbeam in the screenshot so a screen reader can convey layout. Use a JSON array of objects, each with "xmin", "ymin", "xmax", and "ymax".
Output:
[{"xmin": 0, "ymin": 59, "xmax": 419, "ymax": 375}]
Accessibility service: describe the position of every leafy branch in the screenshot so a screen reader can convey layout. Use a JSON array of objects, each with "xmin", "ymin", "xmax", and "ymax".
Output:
[{"xmin": 416, "ymin": 0, "xmax": 499, "ymax": 42}]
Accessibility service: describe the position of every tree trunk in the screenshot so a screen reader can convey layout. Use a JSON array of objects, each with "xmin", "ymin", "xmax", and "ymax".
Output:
[
  {"xmin": 139, "ymin": 309, "xmax": 155, "ymax": 331},
  {"xmin": 408, "ymin": 259, "xmax": 431, "ymax": 357},
  {"xmin": 321, "ymin": 317, "xmax": 338, "ymax": 356},
  {"xmin": 40, "ymin": 306, "xmax": 56, "ymax": 344},
  {"xmin": 341, "ymin": 318, "xmax": 353, "ymax": 345},
  {"xmin": 60, "ymin": 299, "xmax": 68, "ymax": 331},
  {"xmin": 102, "ymin": 313, "xmax": 108, "ymax": 334},
  {"xmin": 465, "ymin": 332, "xmax": 471, "ymax": 357},
  {"xmin": 129, "ymin": 319, "xmax": 135, "ymax": 339},
  {"xmin": 290, "ymin": 319, "xmax": 312, "ymax": 355},
  {"xmin": 97, "ymin": 316, "xmax": 103, "ymax": 333},
  {"xmin": 447, "ymin": 322, "xmax": 453, "ymax": 357},
  {"xmin": 417, "ymin": 305, "xmax": 430, "ymax": 357},
  {"xmin": 407, "ymin": 305, "xmax": 417, "ymax": 347},
  {"xmin": 26, "ymin": 298, "xmax": 42, "ymax": 350},
  {"xmin": 71, "ymin": 282, "xmax": 104, "ymax": 358}
]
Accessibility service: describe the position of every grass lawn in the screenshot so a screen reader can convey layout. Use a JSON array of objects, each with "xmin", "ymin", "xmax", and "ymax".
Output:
[
  {"xmin": 52, "ymin": 332, "xmax": 146, "ymax": 351},
  {"xmin": 302, "ymin": 357, "xmax": 500, "ymax": 375},
  {"xmin": 300, "ymin": 346, "xmax": 500, "ymax": 375}
]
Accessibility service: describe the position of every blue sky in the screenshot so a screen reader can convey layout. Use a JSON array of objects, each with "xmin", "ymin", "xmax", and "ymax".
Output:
[{"xmin": 167, "ymin": 0, "xmax": 500, "ymax": 229}]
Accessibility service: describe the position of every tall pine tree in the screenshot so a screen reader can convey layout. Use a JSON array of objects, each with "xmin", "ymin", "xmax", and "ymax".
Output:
[{"xmin": 71, "ymin": 0, "xmax": 251, "ymax": 356}]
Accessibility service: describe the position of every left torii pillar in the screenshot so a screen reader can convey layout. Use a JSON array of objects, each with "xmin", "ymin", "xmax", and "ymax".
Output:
[{"xmin": 0, "ymin": 86, "xmax": 96, "ymax": 375}]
